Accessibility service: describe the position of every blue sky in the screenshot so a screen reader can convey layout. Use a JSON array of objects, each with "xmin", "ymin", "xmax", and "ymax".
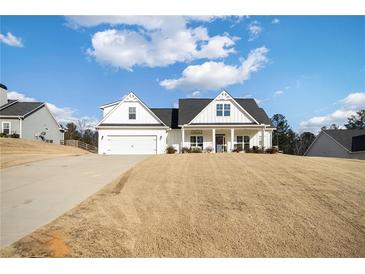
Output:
[{"xmin": 1, "ymin": 16, "xmax": 364, "ymax": 132}]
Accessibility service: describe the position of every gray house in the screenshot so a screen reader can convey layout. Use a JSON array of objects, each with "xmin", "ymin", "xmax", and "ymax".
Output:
[
  {"xmin": 0, "ymin": 83, "xmax": 64, "ymax": 144},
  {"xmin": 305, "ymin": 129, "xmax": 365, "ymax": 160}
]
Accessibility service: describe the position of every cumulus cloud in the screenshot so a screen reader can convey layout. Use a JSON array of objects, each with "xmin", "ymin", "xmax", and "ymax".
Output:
[
  {"xmin": 271, "ymin": 18, "xmax": 280, "ymax": 24},
  {"xmin": 7, "ymin": 91, "xmax": 97, "ymax": 129},
  {"xmin": 299, "ymin": 92, "xmax": 365, "ymax": 133},
  {"xmin": 248, "ymin": 21, "xmax": 262, "ymax": 41},
  {"xmin": 160, "ymin": 46, "xmax": 269, "ymax": 91},
  {"xmin": 67, "ymin": 16, "xmax": 237, "ymax": 70},
  {"xmin": 0, "ymin": 32, "xmax": 23, "ymax": 47}
]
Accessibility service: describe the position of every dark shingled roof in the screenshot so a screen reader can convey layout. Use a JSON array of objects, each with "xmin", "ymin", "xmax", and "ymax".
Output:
[
  {"xmin": 352, "ymin": 135, "xmax": 365, "ymax": 152},
  {"xmin": 151, "ymin": 108, "xmax": 179, "ymax": 128},
  {"xmin": 0, "ymin": 101, "xmax": 44, "ymax": 117},
  {"xmin": 98, "ymin": 123, "xmax": 165, "ymax": 127},
  {"xmin": 324, "ymin": 129, "xmax": 365, "ymax": 152},
  {"xmin": 178, "ymin": 98, "xmax": 273, "ymax": 126},
  {"xmin": 99, "ymin": 96, "xmax": 273, "ymax": 129}
]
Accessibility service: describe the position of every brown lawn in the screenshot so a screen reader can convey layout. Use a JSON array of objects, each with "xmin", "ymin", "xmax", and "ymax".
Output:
[
  {"xmin": 1, "ymin": 153, "xmax": 365, "ymax": 257},
  {"xmin": 0, "ymin": 138, "xmax": 88, "ymax": 168}
]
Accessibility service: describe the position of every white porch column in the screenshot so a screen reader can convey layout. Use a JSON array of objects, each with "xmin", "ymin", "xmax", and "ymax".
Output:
[
  {"xmin": 212, "ymin": 128, "xmax": 216, "ymax": 153},
  {"xmin": 182, "ymin": 127, "xmax": 185, "ymax": 149},
  {"xmin": 261, "ymin": 127, "xmax": 266, "ymax": 149},
  {"xmin": 231, "ymin": 128, "xmax": 234, "ymax": 152}
]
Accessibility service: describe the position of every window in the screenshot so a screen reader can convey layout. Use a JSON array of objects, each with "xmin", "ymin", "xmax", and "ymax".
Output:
[
  {"xmin": 224, "ymin": 104, "xmax": 230, "ymax": 116},
  {"xmin": 190, "ymin": 136, "xmax": 203, "ymax": 149},
  {"xmin": 244, "ymin": 136, "xmax": 250, "ymax": 150},
  {"xmin": 2, "ymin": 122, "xmax": 10, "ymax": 135},
  {"xmin": 236, "ymin": 135, "xmax": 250, "ymax": 151},
  {"xmin": 128, "ymin": 107, "xmax": 136, "ymax": 120},
  {"xmin": 236, "ymin": 136, "xmax": 243, "ymax": 150},
  {"xmin": 216, "ymin": 104, "xmax": 223, "ymax": 116}
]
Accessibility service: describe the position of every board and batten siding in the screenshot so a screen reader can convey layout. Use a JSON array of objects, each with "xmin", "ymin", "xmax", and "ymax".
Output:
[
  {"xmin": 102, "ymin": 101, "xmax": 161, "ymax": 125},
  {"xmin": 166, "ymin": 129, "xmax": 182, "ymax": 152},
  {"xmin": 190, "ymin": 100, "xmax": 255, "ymax": 124},
  {"xmin": 102, "ymin": 105, "xmax": 117, "ymax": 117},
  {"xmin": 22, "ymin": 106, "xmax": 63, "ymax": 144}
]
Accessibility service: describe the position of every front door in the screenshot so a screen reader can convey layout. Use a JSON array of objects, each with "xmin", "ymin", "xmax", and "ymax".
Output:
[{"xmin": 215, "ymin": 134, "xmax": 225, "ymax": 153}]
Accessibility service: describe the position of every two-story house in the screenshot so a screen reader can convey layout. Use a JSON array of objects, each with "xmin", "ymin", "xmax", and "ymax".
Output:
[{"xmin": 96, "ymin": 90, "xmax": 274, "ymax": 154}]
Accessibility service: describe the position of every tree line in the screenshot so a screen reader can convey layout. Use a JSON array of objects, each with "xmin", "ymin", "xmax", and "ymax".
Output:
[
  {"xmin": 271, "ymin": 109, "xmax": 365, "ymax": 155},
  {"xmin": 63, "ymin": 109, "xmax": 365, "ymax": 154},
  {"xmin": 64, "ymin": 122, "xmax": 98, "ymax": 147}
]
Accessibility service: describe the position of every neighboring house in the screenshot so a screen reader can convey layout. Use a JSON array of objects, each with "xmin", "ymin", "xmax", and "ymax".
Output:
[
  {"xmin": 305, "ymin": 129, "xmax": 365, "ymax": 160},
  {"xmin": 0, "ymin": 83, "xmax": 64, "ymax": 144},
  {"xmin": 96, "ymin": 90, "xmax": 274, "ymax": 155}
]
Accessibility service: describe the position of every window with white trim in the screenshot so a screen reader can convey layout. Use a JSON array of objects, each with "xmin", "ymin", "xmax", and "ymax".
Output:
[
  {"xmin": 190, "ymin": 136, "xmax": 203, "ymax": 149},
  {"xmin": 216, "ymin": 104, "xmax": 223, "ymax": 116},
  {"xmin": 236, "ymin": 135, "xmax": 250, "ymax": 151},
  {"xmin": 2, "ymin": 122, "xmax": 10, "ymax": 135},
  {"xmin": 224, "ymin": 104, "xmax": 230, "ymax": 116},
  {"xmin": 128, "ymin": 107, "xmax": 136, "ymax": 120}
]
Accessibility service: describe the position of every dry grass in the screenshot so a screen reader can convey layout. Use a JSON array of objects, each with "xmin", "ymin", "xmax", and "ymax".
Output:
[
  {"xmin": 0, "ymin": 138, "xmax": 88, "ymax": 168},
  {"xmin": 1, "ymin": 154, "xmax": 365, "ymax": 257}
]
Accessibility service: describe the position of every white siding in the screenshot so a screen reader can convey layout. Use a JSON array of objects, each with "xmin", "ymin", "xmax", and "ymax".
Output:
[
  {"xmin": 183, "ymin": 129, "xmax": 264, "ymax": 150},
  {"xmin": 98, "ymin": 128, "xmax": 167, "ymax": 154},
  {"xmin": 190, "ymin": 99, "xmax": 256, "ymax": 124},
  {"xmin": 102, "ymin": 105, "xmax": 117, "ymax": 117},
  {"xmin": 102, "ymin": 101, "xmax": 161, "ymax": 125},
  {"xmin": 166, "ymin": 129, "xmax": 182, "ymax": 152}
]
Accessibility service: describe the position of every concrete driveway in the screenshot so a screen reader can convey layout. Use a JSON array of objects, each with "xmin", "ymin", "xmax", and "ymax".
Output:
[{"xmin": 0, "ymin": 154, "xmax": 147, "ymax": 247}]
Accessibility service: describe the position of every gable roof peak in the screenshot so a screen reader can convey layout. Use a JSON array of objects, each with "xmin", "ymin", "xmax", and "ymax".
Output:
[{"xmin": 215, "ymin": 90, "xmax": 234, "ymax": 101}]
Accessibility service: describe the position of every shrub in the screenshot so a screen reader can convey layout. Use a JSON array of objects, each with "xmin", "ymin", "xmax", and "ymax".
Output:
[
  {"xmin": 191, "ymin": 147, "xmax": 202, "ymax": 153},
  {"xmin": 181, "ymin": 147, "xmax": 191, "ymax": 153},
  {"xmin": 232, "ymin": 146, "xmax": 243, "ymax": 153},
  {"xmin": 166, "ymin": 145, "xmax": 177, "ymax": 154},
  {"xmin": 10, "ymin": 133, "xmax": 20, "ymax": 138},
  {"xmin": 0, "ymin": 133, "xmax": 8, "ymax": 138},
  {"xmin": 265, "ymin": 147, "xmax": 278, "ymax": 154},
  {"xmin": 204, "ymin": 146, "xmax": 213, "ymax": 153}
]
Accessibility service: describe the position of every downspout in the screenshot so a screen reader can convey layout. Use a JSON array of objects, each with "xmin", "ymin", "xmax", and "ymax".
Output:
[{"xmin": 18, "ymin": 117, "xmax": 22, "ymax": 138}]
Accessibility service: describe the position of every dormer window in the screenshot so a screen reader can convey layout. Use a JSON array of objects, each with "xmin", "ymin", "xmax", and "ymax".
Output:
[
  {"xmin": 216, "ymin": 103, "xmax": 230, "ymax": 116},
  {"xmin": 216, "ymin": 104, "xmax": 223, "ymax": 116},
  {"xmin": 224, "ymin": 104, "xmax": 230, "ymax": 116},
  {"xmin": 129, "ymin": 107, "xmax": 136, "ymax": 120}
]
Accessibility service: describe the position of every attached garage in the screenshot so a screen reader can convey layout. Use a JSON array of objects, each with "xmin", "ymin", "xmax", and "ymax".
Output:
[{"xmin": 106, "ymin": 135, "xmax": 157, "ymax": 155}]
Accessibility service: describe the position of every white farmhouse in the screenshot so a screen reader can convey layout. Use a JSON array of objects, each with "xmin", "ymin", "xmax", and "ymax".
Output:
[{"xmin": 96, "ymin": 90, "xmax": 274, "ymax": 155}]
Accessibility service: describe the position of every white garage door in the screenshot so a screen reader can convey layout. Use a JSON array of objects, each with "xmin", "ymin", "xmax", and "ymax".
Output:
[{"xmin": 106, "ymin": 135, "xmax": 157, "ymax": 155}]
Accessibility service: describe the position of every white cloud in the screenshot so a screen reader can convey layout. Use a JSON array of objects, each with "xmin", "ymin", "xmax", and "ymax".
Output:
[
  {"xmin": 248, "ymin": 21, "xmax": 262, "ymax": 41},
  {"xmin": 7, "ymin": 91, "xmax": 36, "ymax": 102},
  {"xmin": 271, "ymin": 18, "xmax": 280, "ymax": 24},
  {"xmin": 67, "ymin": 16, "xmax": 237, "ymax": 70},
  {"xmin": 6, "ymin": 91, "xmax": 97, "ymax": 129},
  {"xmin": 274, "ymin": 90, "xmax": 284, "ymax": 96},
  {"xmin": 341, "ymin": 92, "xmax": 365, "ymax": 108},
  {"xmin": 188, "ymin": 91, "xmax": 202, "ymax": 98},
  {"xmin": 0, "ymin": 32, "xmax": 23, "ymax": 47},
  {"xmin": 160, "ymin": 46, "xmax": 269, "ymax": 91},
  {"xmin": 299, "ymin": 92, "xmax": 365, "ymax": 133}
]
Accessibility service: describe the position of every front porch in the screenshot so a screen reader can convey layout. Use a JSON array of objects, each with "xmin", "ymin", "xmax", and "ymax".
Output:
[{"xmin": 181, "ymin": 126, "xmax": 272, "ymax": 153}]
